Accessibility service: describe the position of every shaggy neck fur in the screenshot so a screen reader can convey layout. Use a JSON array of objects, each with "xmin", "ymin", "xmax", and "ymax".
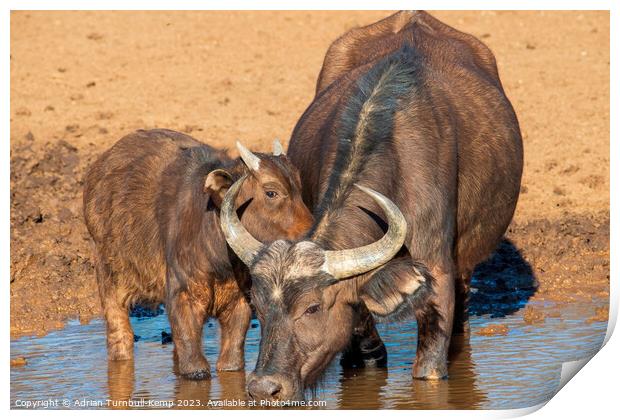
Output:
[{"xmin": 310, "ymin": 45, "xmax": 420, "ymax": 243}]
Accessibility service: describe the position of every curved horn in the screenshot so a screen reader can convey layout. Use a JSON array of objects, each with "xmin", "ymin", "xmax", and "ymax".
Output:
[
  {"xmin": 236, "ymin": 140, "xmax": 261, "ymax": 171},
  {"xmin": 272, "ymin": 138, "xmax": 284, "ymax": 156},
  {"xmin": 220, "ymin": 175, "xmax": 264, "ymax": 266},
  {"xmin": 322, "ymin": 184, "xmax": 408, "ymax": 279}
]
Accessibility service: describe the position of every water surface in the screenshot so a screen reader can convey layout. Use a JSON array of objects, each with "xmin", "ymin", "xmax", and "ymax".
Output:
[{"xmin": 11, "ymin": 299, "xmax": 606, "ymax": 409}]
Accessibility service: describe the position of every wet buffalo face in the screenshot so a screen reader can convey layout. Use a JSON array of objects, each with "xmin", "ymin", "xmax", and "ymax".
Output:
[
  {"xmin": 244, "ymin": 240, "xmax": 432, "ymax": 402},
  {"xmin": 246, "ymin": 241, "xmax": 355, "ymax": 401},
  {"xmin": 221, "ymin": 178, "xmax": 432, "ymax": 402}
]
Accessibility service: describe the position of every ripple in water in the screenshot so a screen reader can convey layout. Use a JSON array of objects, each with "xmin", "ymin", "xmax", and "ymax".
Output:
[{"xmin": 11, "ymin": 300, "xmax": 606, "ymax": 409}]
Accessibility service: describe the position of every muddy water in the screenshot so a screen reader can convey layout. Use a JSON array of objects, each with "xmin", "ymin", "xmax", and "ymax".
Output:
[{"xmin": 11, "ymin": 298, "xmax": 606, "ymax": 410}]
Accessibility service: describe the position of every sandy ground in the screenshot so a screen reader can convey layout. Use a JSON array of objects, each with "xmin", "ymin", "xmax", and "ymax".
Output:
[{"xmin": 10, "ymin": 11, "xmax": 610, "ymax": 337}]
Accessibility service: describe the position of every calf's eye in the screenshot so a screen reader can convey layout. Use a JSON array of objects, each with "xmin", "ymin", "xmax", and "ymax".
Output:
[
  {"xmin": 304, "ymin": 304, "xmax": 320, "ymax": 316},
  {"xmin": 265, "ymin": 190, "xmax": 279, "ymax": 199}
]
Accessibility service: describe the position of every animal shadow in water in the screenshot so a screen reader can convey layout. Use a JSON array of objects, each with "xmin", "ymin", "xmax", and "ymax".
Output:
[
  {"xmin": 357, "ymin": 206, "xmax": 536, "ymax": 318},
  {"xmin": 130, "ymin": 304, "xmax": 165, "ymax": 318},
  {"xmin": 468, "ymin": 238, "xmax": 537, "ymax": 318}
]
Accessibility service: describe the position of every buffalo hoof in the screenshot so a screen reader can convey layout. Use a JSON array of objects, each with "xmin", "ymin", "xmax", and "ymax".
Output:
[
  {"xmin": 216, "ymin": 359, "xmax": 244, "ymax": 372},
  {"xmin": 412, "ymin": 360, "xmax": 448, "ymax": 380},
  {"xmin": 182, "ymin": 369, "xmax": 211, "ymax": 380}
]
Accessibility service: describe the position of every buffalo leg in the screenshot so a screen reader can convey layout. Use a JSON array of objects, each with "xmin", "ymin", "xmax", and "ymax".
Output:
[
  {"xmin": 340, "ymin": 304, "xmax": 387, "ymax": 368},
  {"xmin": 216, "ymin": 294, "xmax": 251, "ymax": 371},
  {"xmin": 166, "ymin": 276, "xmax": 210, "ymax": 379},
  {"xmin": 96, "ymin": 254, "xmax": 134, "ymax": 360},
  {"xmin": 413, "ymin": 264, "xmax": 453, "ymax": 379},
  {"xmin": 453, "ymin": 271, "xmax": 472, "ymax": 334}
]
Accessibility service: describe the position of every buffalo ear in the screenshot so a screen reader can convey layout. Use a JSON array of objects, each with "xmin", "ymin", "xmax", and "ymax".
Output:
[
  {"xmin": 204, "ymin": 169, "xmax": 234, "ymax": 208},
  {"xmin": 358, "ymin": 258, "xmax": 431, "ymax": 318}
]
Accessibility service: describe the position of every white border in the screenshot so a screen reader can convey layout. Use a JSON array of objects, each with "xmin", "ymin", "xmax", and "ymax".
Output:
[{"xmin": 3, "ymin": 1, "xmax": 616, "ymax": 419}]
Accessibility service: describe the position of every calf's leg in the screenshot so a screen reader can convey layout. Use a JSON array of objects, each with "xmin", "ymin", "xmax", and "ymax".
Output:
[
  {"xmin": 216, "ymin": 293, "xmax": 251, "ymax": 371},
  {"xmin": 96, "ymin": 254, "xmax": 134, "ymax": 360},
  {"xmin": 166, "ymin": 273, "xmax": 210, "ymax": 379}
]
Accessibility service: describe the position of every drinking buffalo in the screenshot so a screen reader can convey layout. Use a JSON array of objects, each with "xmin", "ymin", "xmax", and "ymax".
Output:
[
  {"xmin": 221, "ymin": 11, "xmax": 523, "ymax": 400},
  {"xmin": 83, "ymin": 129, "xmax": 313, "ymax": 379}
]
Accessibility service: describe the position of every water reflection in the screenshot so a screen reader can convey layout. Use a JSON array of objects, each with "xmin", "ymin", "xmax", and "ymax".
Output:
[
  {"xmin": 107, "ymin": 360, "xmax": 134, "ymax": 406},
  {"xmin": 336, "ymin": 368, "xmax": 388, "ymax": 409},
  {"xmin": 174, "ymin": 377, "xmax": 212, "ymax": 409},
  {"xmin": 11, "ymin": 299, "xmax": 606, "ymax": 410},
  {"xmin": 394, "ymin": 332, "xmax": 486, "ymax": 409},
  {"xmin": 215, "ymin": 372, "xmax": 248, "ymax": 406}
]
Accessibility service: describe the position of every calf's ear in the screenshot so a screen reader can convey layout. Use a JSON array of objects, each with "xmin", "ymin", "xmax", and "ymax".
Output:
[
  {"xmin": 204, "ymin": 169, "xmax": 234, "ymax": 208},
  {"xmin": 358, "ymin": 258, "xmax": 432, "ymax": 318}
]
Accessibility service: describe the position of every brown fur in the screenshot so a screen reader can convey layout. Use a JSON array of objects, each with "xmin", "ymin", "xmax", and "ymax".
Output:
[
  {"xmin": 244, "ymin": 11, "xmax": 523, "ymax": 400},
  {"xmin": 290, "ymin": 9, "xmax": 522, "ymax": 378},
  {"xmin": 83, "ymin": 129, "xmax": 313, "ymax": 379}
]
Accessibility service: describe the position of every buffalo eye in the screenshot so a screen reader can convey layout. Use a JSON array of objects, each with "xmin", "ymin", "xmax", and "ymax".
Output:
[
  {"xmin": 265, "ymin": 190, "xmax": 279, "ymax": 199},
  {"xmin": 304, "ymin": 304, "xmax": 320, "ymax": 316}
]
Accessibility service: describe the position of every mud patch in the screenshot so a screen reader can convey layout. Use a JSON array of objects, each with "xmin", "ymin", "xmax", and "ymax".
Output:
[
  {"xmin": 10, "ymin": 357, "xmax": 28, "ymax": 367},
  {"xmin": 477, "ymin": 324, "xmax": 509, "ymax": 336},
  {"xmin": 523, "ymin": 306, "xmax": 546, "ymax": 325},
  {"xmin": 10, "ymin": 138, "xmax": 100, "ymax": 337},
  {"xmin": 587, "ymin": 305, "xmax": 609, "ymax": 324},
  {"xmin": 507, "ymin": 213, "xmax": 610, "ymax": 304}
]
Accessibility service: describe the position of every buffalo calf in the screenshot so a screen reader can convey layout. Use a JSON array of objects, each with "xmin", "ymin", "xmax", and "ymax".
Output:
[{"xmin": 83, "ymin": 129, "xmax": 313, "ymax": 379}]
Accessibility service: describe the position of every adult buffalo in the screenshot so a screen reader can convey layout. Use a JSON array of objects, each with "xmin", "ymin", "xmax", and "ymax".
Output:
[{"xmin": 222, "ymin": 10, "xmax": 523, "ymax": 401}]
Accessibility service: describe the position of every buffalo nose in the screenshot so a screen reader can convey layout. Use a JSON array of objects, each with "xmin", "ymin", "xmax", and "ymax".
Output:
[{"xmin": 247, "ymin": 377, "xmax": 283, "ymax": 400}]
